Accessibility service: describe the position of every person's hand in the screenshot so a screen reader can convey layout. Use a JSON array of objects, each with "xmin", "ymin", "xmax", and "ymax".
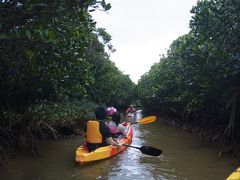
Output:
[{"xmin": 117, "ymin": 142, "xmax": 123, "ymax": 147}]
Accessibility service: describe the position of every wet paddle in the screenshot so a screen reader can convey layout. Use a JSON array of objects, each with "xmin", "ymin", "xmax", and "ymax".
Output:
[
  {"xmin": 123, "ymin": 144, "xmax": 162, "ymax": 156},
  {"xmin": 130, "ymin": 116, "xmax": 157, "ymax": 125}
]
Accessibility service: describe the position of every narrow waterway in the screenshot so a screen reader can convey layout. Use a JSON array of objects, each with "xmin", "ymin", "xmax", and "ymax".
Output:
[{"xmin": 2, "ymin": 117, "xmax": 239, "ymax": 180}]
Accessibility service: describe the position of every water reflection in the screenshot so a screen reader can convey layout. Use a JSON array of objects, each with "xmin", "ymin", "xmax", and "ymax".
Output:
[
  {"xmin": 75, "ymin": 157, "xmax": 119, "ymax": 179},
  {"xmin": 135, "ymin": 110, "xmax": 142, "ymax": 121},
  {"xmin": 108, "ymin": 125, "xmax": 155, "ymax": 180}
]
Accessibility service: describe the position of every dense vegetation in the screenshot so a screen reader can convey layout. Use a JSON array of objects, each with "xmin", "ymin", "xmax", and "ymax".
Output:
[
  {"xmin": 136, "ymin": 0, "xmax": 240, "ymax": 155},
  {"xmin": 1, "ymin": 0, "xmax": 239, "ymax": 170},
  {"xmin": 0, "ymin": 0, "xmax": 135, "ymax": 167}
]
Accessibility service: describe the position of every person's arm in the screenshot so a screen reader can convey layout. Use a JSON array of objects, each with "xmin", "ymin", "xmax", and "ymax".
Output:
[
  {"xmin": 100, "ymin": 122, "xmax": 121, "ymax": 147},
  {"xmin": 117, "ymin": 124, "xmax": 127, "ymax": 136},
  {"xmin": 106, "ymin": 137, "xmax": 121, "ymax": 147}
]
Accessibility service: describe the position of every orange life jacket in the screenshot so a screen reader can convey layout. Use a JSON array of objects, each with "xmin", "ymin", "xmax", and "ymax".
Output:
[{"xmin": 86, "ymin": 120, "xmax": 102, "ymax": 144}]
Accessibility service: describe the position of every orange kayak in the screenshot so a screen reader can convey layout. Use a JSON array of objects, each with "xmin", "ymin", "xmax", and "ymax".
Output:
[{"xmin": 75, "ymin": 123, "xmax": 133, "ymax": 163}]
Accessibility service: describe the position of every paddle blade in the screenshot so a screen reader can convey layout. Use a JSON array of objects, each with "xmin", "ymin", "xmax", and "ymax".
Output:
[
  {"xmin": 138, "ymin": 116, "xmax": 156, "ymax": 125},
  {"xmin": 140, "ymin": 146, "xmax": 162, "ymax": 156}
]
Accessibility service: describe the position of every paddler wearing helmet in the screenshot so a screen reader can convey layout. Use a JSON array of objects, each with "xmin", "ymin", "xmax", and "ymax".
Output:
[{"xmin": 85, "ymin": 106, "xmax": 121, "ymax": 152}]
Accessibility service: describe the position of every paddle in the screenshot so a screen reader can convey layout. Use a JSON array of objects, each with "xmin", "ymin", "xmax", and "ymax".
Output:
[
  {"xmin": 130, "ymin": 116, "xmax": 157, "ymax": 125},
  {"xmin": 123, "ymin": 144, "xmax": 162, "ymax": 156}
]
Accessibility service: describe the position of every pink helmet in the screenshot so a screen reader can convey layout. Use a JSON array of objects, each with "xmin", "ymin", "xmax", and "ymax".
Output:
[{"xmin": 106, "ymin": 107, "xmax": 117, "ymax": 115}]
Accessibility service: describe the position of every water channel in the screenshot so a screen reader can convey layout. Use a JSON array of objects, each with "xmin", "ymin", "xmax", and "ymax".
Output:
[{"xmin": 2, "ymin": 116, "xmax": 239, "ymax": 180}]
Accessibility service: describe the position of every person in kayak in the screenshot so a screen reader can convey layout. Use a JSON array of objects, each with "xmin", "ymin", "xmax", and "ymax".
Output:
[
  {"xmin": 85, "ymin": 106, "xmax": 122, "ymax": 152},
  {"xmin": 106, "ymin": 106, "xmax": 117, "ymax": 120},
  {"xmin": 126, "ymin": 104, "xmax": 136, "ymax": 117},
  {"xmin": 105, "ymin": 111, "xmax": 127, "ymax": 138}
]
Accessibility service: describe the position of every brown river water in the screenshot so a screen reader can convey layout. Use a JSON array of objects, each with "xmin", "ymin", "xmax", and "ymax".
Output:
[{"xmin": 2, "ymin": 116, "xmax": 239, "ymax": 180}]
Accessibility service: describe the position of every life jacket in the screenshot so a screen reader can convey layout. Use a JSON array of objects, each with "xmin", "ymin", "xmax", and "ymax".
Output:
[{"xmin": 86, "ymin": 120, "xmax": 102, "ymax": 144}]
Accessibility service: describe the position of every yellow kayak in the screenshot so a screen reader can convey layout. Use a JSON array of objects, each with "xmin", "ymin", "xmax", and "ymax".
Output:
[
  {"xmin": 75, "ymin": 123, "xmax": 133, "ymax": 163},
  {"xmin": 226, "ymin": 167, "xmax": 240, "ymax": 180}
]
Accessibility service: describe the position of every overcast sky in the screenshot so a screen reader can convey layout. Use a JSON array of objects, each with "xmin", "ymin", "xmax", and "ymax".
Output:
[{"xmin": 92, "ymin": 0, "xmax": 198, "ymax": 83}]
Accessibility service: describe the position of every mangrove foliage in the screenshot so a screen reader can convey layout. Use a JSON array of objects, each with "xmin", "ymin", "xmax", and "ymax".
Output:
[
  {"xmin": 0, "ymin": 0, "xmax": 135, "ymax": 167},
  {"xmin": 136, "ymin": 0, "xmax": 240, "ymax": 155}
]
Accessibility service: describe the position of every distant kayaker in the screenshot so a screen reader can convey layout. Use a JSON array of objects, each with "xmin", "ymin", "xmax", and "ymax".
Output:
[
  {"xmin": 85, "ymin": 107, "xmax": 122, "ymax": 152},
  {"xmin": 106, "ymin": 111, "xmax": 127, "ymax": 138},
  {"xmin": 126, "ymin": 104, "xmax": 136, "ymax": 117}
]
